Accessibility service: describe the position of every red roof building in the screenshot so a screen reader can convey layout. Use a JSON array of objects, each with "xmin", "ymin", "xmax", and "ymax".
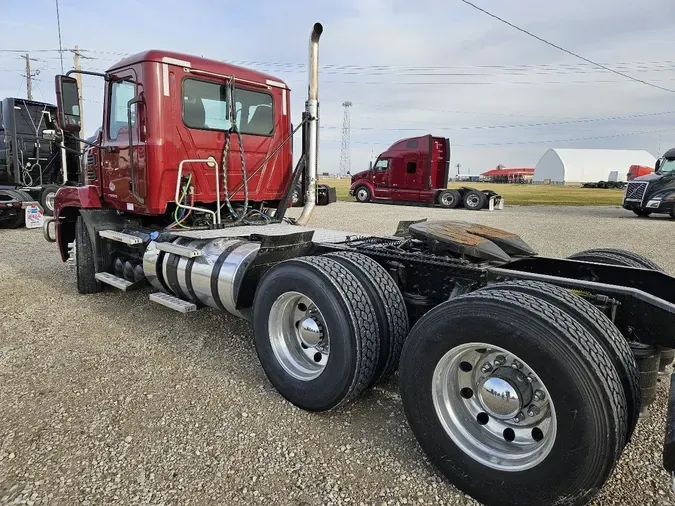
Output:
[{"xmin": 481, "ymin": 167, "xmax": 534, "ymax": 183}]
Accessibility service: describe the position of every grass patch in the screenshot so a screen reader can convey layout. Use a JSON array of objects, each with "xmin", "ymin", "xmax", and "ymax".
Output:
[{"xmin": 319, "ymin": 178, "xmax": 624, "ymax": 206}]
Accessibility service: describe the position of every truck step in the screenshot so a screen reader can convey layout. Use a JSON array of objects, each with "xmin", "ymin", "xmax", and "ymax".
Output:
[
  {"xmin": 155, "ymin": 242, "xmax": 202, "ymax": 258},
  {"xmin": 99, "ymin": 230, "xmax": 144, "ymax": 245},
  {"xmin": 95, "ymin": 272, "xmax": 134, "ymax": 291},
  {"xmin": 149, "ymin": 292, "xmax": 197, "ymax": 313}
]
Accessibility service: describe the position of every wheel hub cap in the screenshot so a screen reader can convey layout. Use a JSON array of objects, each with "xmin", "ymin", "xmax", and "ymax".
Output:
[
  {"xmin": 298, "ymin": 317, "xmax": 322, "ymax": 347},
  {"xmin": 478, "ymin": 376, "xmax": 521, "ymax": 419}
]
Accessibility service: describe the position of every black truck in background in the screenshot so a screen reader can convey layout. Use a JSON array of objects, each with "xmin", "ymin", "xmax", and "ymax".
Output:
[
  {"xmin": 622, "ymin": 147, "xmax": 675, "ymax": 218},
  {"xmin": 0, "ymin": 97, "xmax": 81, "ymax": 227}
]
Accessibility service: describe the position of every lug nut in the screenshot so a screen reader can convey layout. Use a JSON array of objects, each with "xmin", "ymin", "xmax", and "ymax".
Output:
[
  {"xmin": 481, "ymin": 363, "xmax": 493, "ymax": 373},
  {"xmin": 527, "ymin": 373, "xmax": 534, "ymax": 383},
  {"xmin": 533, "ymin": 390, "xmax": 545, "ymax": 402},
  {"xmin": 494, "ymin": 355, "xmax": 506, "ymax": 366},
  {"xmin": 511, "ymin": 360, "xmax": 522, "ymax": 370},
  {"xmin": 513, "ymin": 412, "xmax": 525, "ymax": 423},
  {"xmin": 527, "ymin": 405, "xmax": 540, "ymax": 417}
]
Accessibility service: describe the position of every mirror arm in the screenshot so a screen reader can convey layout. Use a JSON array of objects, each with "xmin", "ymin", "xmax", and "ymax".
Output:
[{"xmin": 65, "ymin": 69, "xmax": 106, "ymax": 79}]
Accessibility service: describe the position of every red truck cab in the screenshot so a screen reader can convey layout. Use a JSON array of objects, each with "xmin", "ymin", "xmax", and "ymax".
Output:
[
  {"xmin": 350, "ymin": 134, "xmax": 450, "ymax": 204},
  {"xmin": 349, "ymin": 134, "xmax": 502, "ymax": 210}
]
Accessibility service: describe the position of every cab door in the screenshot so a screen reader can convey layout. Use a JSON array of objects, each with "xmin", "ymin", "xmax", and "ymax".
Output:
[
  {"xmin": 100, "ymin": 70, "xmax": 147, "ymax": 212},
  {"xmin": 392, "ymin": 157, "xmax": 423, "ymax": 202},
  {"xmin": 372, "ymin": 157, "xmax": 391, "ymax": 199}
]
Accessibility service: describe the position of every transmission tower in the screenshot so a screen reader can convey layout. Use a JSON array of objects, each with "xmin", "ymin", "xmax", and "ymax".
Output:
[{"xmin": 339, "ymin": 101, "xmax": 353, "ymax": 176}]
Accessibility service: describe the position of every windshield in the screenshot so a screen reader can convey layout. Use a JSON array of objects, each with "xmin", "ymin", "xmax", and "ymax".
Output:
[{"xmin": 660, "ymin": 158, "xmax": 675, "ymax": 174}]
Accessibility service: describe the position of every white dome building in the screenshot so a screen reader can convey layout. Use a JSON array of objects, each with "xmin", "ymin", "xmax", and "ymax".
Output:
[{"xmin": 533, "ymin": 148, "xmax": 656, "ymax": 184}]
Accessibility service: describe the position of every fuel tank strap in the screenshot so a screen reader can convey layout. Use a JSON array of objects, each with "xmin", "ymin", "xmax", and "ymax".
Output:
[{"xmin": 210, "ymin": 240, "xmax": 245, "ymax": 312}]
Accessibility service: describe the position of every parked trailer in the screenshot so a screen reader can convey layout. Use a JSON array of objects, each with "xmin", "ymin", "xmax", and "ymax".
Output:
[{"xmin": 49, "ymin": 23, "xmax": 675, "ymax": 506}]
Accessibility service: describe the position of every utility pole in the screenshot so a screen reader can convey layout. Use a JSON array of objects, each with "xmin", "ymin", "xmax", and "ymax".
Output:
[
  {"xmin": 24, "ymin": 54, "xmax": 33, "ymax": 100},
  {"xmin": 339, "ymin": 101, "xmax": 352, "ymax": 176},
  {"xmin": 73, "ymin": 46, "xmax": 84, "ymax": 148},
  {"xmin": 456, "ymin": 163, "xmax": 461, "ymax": 175}
]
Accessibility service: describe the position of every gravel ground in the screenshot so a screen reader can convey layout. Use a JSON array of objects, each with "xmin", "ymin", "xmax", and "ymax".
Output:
[{"xmin": 1, "ymin": 202, "xmax": 674, "ymax": 506}]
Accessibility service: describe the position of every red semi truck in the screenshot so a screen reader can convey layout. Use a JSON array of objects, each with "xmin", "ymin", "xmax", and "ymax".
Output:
[
  {"xmin": 41, "ymin": 22, "xmax": 675, "ymax": 506},
  {"xmin": 349, "ymin": 134, "xmax": 503, "ymax": 210}
]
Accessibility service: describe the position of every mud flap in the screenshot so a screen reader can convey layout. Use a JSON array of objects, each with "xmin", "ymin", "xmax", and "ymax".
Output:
[
  {"xmin": 488, "ymin": 196, "xmax": 505, "ymax": 211},
  {"xmin": 663, "ymin": 373, "xmax": 675, "ymax": 488}
]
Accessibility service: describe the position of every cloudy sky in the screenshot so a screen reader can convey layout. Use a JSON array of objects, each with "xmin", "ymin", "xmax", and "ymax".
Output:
[{"xmin": 1, "ymin": 0, "xmax": 674, "ymax": 175}]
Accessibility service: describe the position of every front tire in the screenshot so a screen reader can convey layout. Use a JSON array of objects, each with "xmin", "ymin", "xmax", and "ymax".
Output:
[
  {"xmin": 633, "ymin": 209, "xmax": 652, "ymax": 217},
  {"xmin": 75, "ymin": 216, "xmax": 102, "ymax": 294},
  {"xmin": 399, "ymin": 290, "xmax": 626, "ymax": 506},
  {"xmin": 354, "ymin": 186, "xmax": 371, "ymax": 203},
  {"xmin": 252, "ymin": 256, "xmax": 379, "ymax": 411}
]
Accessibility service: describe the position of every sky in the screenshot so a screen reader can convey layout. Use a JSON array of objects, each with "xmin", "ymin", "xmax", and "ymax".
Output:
[{"xmin": 1, "ymin": 0, "xmax": 674, "ymax": 175}]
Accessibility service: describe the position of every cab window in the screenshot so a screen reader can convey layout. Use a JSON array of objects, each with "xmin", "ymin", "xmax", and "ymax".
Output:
[
  {"xmin": 182, "ymin": 78, "xmax": 274, "ymax": 136},
  {"xmin": 374, "ymin": 158, "xmax": 389, "ymax": 170},
  {"xmin": 108, "ymin": 80, "xmax": 136, "ymax": 141}
]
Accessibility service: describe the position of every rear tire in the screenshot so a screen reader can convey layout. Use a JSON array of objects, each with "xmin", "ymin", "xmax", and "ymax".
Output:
[
  {"xmin": 0, "ymin": 190, "xmax": 26, "ymax": 228},
  {"xmin": 252, "ymin": 256, "xmax": 379, "ymax": 411},
  {"xmin": 354, "ymin": 186, "xmax": 371, "ymax": 203},
  {"xmin": 323, "ymin": 251, "xmax": 409, "ymax": 386},
  {"xmin": 463, "ymin": 190, "xmax": 487, "ymax": 210},
  {"xmin": 567, "ymin": 247, "xmax": 663, "ymax": 272},
  {"xmin": 437, "ymin": 189, "xmax": 461, "ymax": 209},
  {"xmin": 75, "ymin": 216, "xmax": 102, "ymax": 294},
  {"xmin": 399, "ymin": 289, "xmax": 626, "ymax": 506},
  {"xmin": 476, "ymin": 280, "xmax": 640, "ymax": 443}
]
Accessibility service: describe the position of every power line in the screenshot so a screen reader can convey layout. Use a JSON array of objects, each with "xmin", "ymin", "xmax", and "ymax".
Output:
[
  {"xmin": 324, "ymin": 109, "xmax": 675, "ymax": 132},
  {"xmin": 458, "ymin": 0, "xmax": 675, "ymax": 93},
  {"xmin": 321, "ymin": 127, "xmax": 675, "ymax": 148}
]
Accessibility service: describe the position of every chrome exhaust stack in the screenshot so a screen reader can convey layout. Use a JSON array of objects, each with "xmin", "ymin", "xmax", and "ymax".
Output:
[{"xmin": 296, "ymin": 22, "xmax": 323, "ymax": 226}]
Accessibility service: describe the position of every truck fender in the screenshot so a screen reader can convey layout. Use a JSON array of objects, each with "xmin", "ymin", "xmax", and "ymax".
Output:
[
  {"xmin": 349, "ymin": 180, "xmax": 375, "ymax": 196},
  {"xmin": 54, "ymin": 186, "xmax": 104, "ymax": 262}
]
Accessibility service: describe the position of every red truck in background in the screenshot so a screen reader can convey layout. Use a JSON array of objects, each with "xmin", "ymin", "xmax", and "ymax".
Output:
[
  {"xmin": 627, "ymin": 164, "xmax": 654, "ymax": 181},
  {"xmin": 349, "ymin": 134, "xmax": 503, "ymax": 210}
]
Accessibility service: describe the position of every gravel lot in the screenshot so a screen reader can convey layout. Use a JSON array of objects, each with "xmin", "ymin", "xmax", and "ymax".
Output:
[{"xmin": 1, "ymin": 202, "xmax": 674, "ymax": 506}]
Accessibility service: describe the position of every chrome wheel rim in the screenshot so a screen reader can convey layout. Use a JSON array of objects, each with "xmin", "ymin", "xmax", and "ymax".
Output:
[
  {"xmin": 442, "ymin": 193, "xmax": 453, "ymax": 206},
  {"xmin": 357, "ymin": 188, "xmax": 368, "ymax": 201},
  {"xmin": 268, "ymin": 291, "xmax": 329, "ymax": 381},
  {"xmin": 46, "ymin": 192, "xmax": 56, "ymax": 211},
  {"xmin": 432, "ymin": 342, "xmax": 557, "ymax": 472},
  {"xmin": 467, "ymin": 195, "xmax": 480, "ymax": 208}
]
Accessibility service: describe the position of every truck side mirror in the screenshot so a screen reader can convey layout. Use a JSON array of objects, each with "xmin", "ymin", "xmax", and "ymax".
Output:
[
  {"xmin": 55, "ymin": 75, "xmax": 81, "ymax": 133},
  {"xmin": 655, "ymin": 159, "xmax": 662, "ymax": 172}
]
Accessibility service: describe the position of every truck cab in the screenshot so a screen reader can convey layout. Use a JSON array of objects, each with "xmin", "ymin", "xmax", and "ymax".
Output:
[
  {"xmin": 622, "ymin": 147, "xmax": 675, "ymax": 218},
  {"xmin": 349, "ymin": 134, "xmax": 502, "ymax": 210}
]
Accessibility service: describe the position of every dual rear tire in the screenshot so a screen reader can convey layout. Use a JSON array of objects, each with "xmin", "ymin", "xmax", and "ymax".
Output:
[
  {"xmin": 252, "ymin": 253, "xmax": 408, "ymax": 411},
  {"xmin": 399, "ymin": 284, "xmax": 632, "ymax": 506},
  {"xmin": 252, "ymin": 255, "xmax": 641, "ymax": 506}
]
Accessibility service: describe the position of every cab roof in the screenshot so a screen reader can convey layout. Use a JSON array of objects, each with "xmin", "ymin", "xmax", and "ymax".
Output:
[{"xmin": 107, "ymin": 50, "xmax": 289, "ymax": 89}]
